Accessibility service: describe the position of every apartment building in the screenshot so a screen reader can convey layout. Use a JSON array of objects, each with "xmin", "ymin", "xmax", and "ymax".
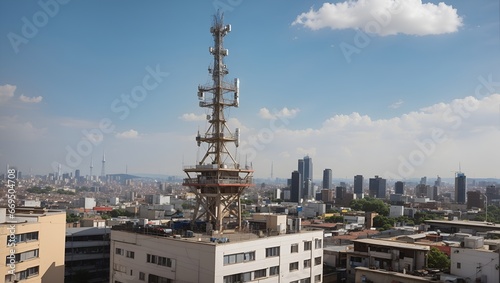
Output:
[
  {"xmin": 1, "ymin": 207, "xmax": 65, "ymax": 283},
  {"xmin": 110, "ymin": 220, "xmax": 323, "ymax": 282},
  {"xmin": 346, "ymin": 238, "xmax": 429, "ymax": 282}
]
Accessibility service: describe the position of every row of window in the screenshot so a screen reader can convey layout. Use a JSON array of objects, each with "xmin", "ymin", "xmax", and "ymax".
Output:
[
  {"xmin": 115, "ymin": 248, "xmax": 135, "ymax": 259},
  {"xmin": 5, "ymin": 249, "xmax": 39, "ymax": 265},
  {"xmin": 224, "ymin": 240, "xmax": 323, "ymax": 266},
  {"xmin": 290, "ymin": 257, "xmax": 322, "ymax": 271},
  {"xmin": 147, "ymin": 254, "xmax": 175, "ymax": 268},
  {"xmin": 223, "ymin": 251, "xmax": 255, "ymax": 265},
  {"xmin": 113, "ymin": 267, "xmax": 172, "ymax": 283},
  {"xmin": 5, "ymin": 266, "xmax": 39, "ymax": 282},
  {"xmin": 6, "ymin": 231, "xmax": 39, "ymax": 245},
  {"xmin": 223, "ymin": 265, "xmax": 279, "ymax": 283},
  {"xmin": 291, "ymin": 275, "xmax": 321, "ymax": 283}
]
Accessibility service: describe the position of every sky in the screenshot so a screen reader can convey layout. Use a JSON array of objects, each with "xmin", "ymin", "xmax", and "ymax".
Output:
[{"xmin": 0, "ymin": 0, "xmax": 499, "ymax": 181}]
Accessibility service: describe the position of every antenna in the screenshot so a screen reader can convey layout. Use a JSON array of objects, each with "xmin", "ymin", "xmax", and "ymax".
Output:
[
  {"xmin": 183, "ymin": 13, "xmax": 253, "ymax": 233},
  {"xmin": 89, "ymin": 156, "xmax": 93, "ymax": 181}
]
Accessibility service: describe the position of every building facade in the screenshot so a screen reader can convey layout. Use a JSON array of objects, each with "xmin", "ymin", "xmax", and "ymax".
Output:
[
  {"xmin": 322, "ymin": 169, "xmax": 332, "ymax": 190},
  {"xmin": 65, "ymin": 227, "xmax": 110, "ymax": 283},
  {"xmin": 110, "ymin": 228, "xmax": 323, "ymax": 283},
  {"xmin": 455, "ymin": 173, "xmax": 467, "ymax": 204},
  {"xmin": 1, "ymin": 207, "xmax": 65, "ymax": 283},
  {"xmin": 369, "ymin": 176, "xmax": 386, "ymax": 199}
]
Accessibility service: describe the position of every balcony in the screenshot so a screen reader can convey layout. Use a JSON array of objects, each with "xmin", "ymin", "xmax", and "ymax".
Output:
[{"xmin": 368, "ymin": 251, "xmax": 392, "ymax": 260}]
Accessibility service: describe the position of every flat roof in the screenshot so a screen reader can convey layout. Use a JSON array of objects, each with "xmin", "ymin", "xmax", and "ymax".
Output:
[
  {"xmin": 352, "ymin": 238, "xmax": 430, "ymax": 251},
  {"xmin": 425, "ymin": 220, "xmax": 500, "ymax": 229}
]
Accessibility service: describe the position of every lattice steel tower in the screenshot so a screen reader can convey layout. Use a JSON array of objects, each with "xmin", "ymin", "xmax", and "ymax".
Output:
[{"xmin": 183, "ymin": 13, "xmax": 253, "ymax": 233}]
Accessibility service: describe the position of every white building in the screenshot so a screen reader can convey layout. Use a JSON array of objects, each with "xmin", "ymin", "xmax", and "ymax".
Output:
[
  {"xmin": 77, "ymin": 197, "xmax": 96, "ymax": 210},
  {"xmin": 450, "ymin": 237, "xmax": 500, "ymax": 283},
  {"xmin": 389, "ymin": 205, "xmax": 404, "ymax": 218},
  {"xmin": 110, "ymin": 226, "xmax": 323, "ymax": 282},
  {"xmin": 109, "ymin": 197, "xmax": 120, "ymax": 205}
]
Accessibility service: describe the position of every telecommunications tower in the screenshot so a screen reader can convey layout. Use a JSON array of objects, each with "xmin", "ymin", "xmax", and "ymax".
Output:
[{"xmin": 183, "ymin": 13, "xmax": 253, "ymax": 233}]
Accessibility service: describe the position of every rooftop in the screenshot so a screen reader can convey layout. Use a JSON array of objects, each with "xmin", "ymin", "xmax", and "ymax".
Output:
[{"xmin": 352, "ymin": 238, "xmax": 431, "ymax": 251}]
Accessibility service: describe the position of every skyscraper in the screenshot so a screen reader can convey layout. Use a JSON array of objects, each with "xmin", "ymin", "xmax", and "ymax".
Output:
[
  {"xmin": 455, "ymin": 172, "xmax": 467, "ymax": 204},
  {"xmin": 290, "ymin": 170, "xmax": 302, "ymax": 203},
  {"xmin": 394, "ymin": 181, "xmax": 404, "ymax": 195},
  {"xmin": 303, "ymin": 156, "xmax": 313, "ymax": 198},
  {"xmin": 323, "ymin": 168, "xmax": 332, "ymax": 189},
  {"xmin": 354, "ymin": 175, "xmax": 363, "ymax": 196},
  {"xmin": 369, "ymin": 175, "xmax": 386, "ymax": 199}
]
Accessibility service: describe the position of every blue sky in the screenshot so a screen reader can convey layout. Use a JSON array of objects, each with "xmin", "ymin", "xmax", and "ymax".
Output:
[{"xmin": 0, "ymin": 0, "xmax": 499, "ymax": 180}]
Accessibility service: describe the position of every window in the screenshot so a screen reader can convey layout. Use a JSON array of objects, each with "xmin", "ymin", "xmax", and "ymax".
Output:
[
  {"xmin": 269, "ymin": 266, "xmax": 279, "ymax": 276},
  {"xmin": 115, "ymin": 248, "xmax": 123, "ymax": 255},
  {"xmin": 289, "ymin": 261, "xmax": 299, "ymax": 271},
  {"xmin": 300, "ymin": 278, "xmax": 311, "ymax": 283},
  {"xmin": 291, "ymin": 243, "xmax": 299, "ymax": 253},
  {"xmin": 314, "ymin": 256, "xmax": 322, "ymax": 266},
  {"xmin": 139, "ymin": 272, "xmax": 145, "ymax": 281},
  {"xmin": 147, "ymin": 254, "xmax": 174, "ymax": 268},
  {"xmin": 7, "ymin": 266, "xmax": 39, "ymax": 282},
  {"xmin": 254, "ymin": 269, "xmax": 266, "ymax": 279},
  {"xmin": 126, "ymin": 251, "xmax": 135, "ymax": 258},
  {"xmin": 457, "ymin": 262, "xmax": 461, "ymax": 269},
  {"xmin": 6, "ymin": 249, "xmax": 39, "ymax": 264},
  {"xmin": 7, "ymin": 232, "xmax": 39, "ymax": 245},
  {"xmin": 148, "ymin": 274, "xmax": 173, "ymax": 283},
  {"xmin": 223, "ymin": 251, "xmax": 255, "ymax": 265},
  {"xmin": 315, "ymin": 238, "xmax": 322, "ymax": 249},
  {"xmin": 223, "ymin": 273, "xmax": 251, "ymax": 283},
  {"xmin": 315, "ymin": 274, "xmax": 321, "ymax": 282},
  {"xmin": 304, "ymin": 241, "xmax": 312, "ymax": 251},
  {"xmin": 130, "ymin": 269, "xmax": 133, "ymax": 276},
  {"xmin": 266, "ymin": 247, "xmax": 280, "ymax": 257},
  {"xmin": 304, "ymin": 259, "xmax": 311, "ymax": 268}
]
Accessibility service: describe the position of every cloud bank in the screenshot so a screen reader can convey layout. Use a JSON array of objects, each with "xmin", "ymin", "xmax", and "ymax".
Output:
[{"xmin": 293, "ymin": 0, "xmax": 463, "ymax": 36}]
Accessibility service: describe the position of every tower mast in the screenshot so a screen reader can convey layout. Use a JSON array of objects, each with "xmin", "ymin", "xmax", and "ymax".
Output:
[{"xmin": 183, "ymin": 12, "xmax": 253, "ymax": 233}]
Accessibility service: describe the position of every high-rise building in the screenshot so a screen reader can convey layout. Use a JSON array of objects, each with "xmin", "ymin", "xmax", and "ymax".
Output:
[
  {"xmin": 322, "ymin": 168, "xmax": 332, "ymax": 190},
  {"xmin": 420, "ymin": 176, "xmax": 427, "ymax": 185},
  {"xmin": 290, "ymin": 170, "xmax": 302, "ymax": 203},
  {"xmin": 455, "ymin": 172, "xmax": 467, "ymax": 204},
  {"xmin": 354, "ymin": 175, "xmax": 363, "ymax": 196},
  {"xmin": 369, "ymin": 175, "xmax": 386, "ymax": 199},
  {"xmin": 1, "ymin": 207, "xmax": 65, "ymax": 283},
  {"xmin": 75, "ymin": 169, "xmax": 81, "ymax": 180},
  {"xmin": 467, "ymin": 190, "xmax": 484, "ymax": 209},
  {"xmin": 434, "ymin": 175, "xmax": 442, "ymax": 187},
  {"xmin": 298, "ymin": 156, "xmax": 313, "ymax": 199},
  {"xmin": 394, "ymin": 181, "xmax": 404, "ymax": 195}
]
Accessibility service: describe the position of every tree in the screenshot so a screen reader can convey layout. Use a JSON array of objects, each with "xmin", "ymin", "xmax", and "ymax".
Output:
[
  {"xmin": 66, "ymin": 213, "xmax": 81, "ymax": 223},
  {"xmin": 427, "ymin": 247, "xmax": 450, "ymax": 270},
  {"xmin": 350, "ymin": 197, "xmax": 390, "ymax": 216},
  {"xmin": 325, "ymin": 215, "xmax": 344, "ymax": 223}
]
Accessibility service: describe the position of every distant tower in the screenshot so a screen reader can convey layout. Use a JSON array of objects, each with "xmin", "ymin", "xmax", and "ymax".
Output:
[
  {"xmin": 394, "ymin": 181, "xmax": 404, "ymax": 195},
  {"xmin": 369, "ymin": 175, "xmax": 386, "ymax": 199},
  {"xmin": 57, "ymin": 163, "xmax": 61, "ymax": 180},
  {"xmin": 455, "ymin": 172, "xmax": 467, "ymax": 204},
  {"xmin": 101, "ymin": 152, "xmax": 106, "ymax": 178},
  {"xmin": 89, "ymin": 156, "xmax": 93, "ymax": 181},
  {"xmin": 270, "ymin": 161, "xmax": 274, "ymax": 180},
  {"xmin": 322, "ymin": 169, "xmax": 332, "ymax": 189},
  {"xmin": 183, "ymin": 13, "xmax": 253, "ymax": 233},
  {"xmin": 354, "ymin": 175, "xmax": 364, "ymax": 197}
]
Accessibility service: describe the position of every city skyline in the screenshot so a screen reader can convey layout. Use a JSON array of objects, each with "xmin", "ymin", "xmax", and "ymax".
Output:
[{"xmin": 1, "ymin": 0, "xmax": 499, "ymax": 179}]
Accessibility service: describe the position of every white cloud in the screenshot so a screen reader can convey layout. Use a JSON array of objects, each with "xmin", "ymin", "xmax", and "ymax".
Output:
[
  {"xmin": 293, "ymin": 0, "xmax": 463, "ymax": 36},
  {"xmin": 0, "ymin": 116, "xmax": 47, "ymax": 141},
  {"xmin": 179, "ymin": 113, "xmax": 207, "ymax": 121},
  {"xmin": 115, "ymin": 129, "xmax": 139, "ymax": 139},
  {"xmin": 0, "ymin": 84, "xmax": 16, "ymax": 103},
  {"xmin": 19, "ymin": 94, "xmax": 43, "ymax": 103},
  {"xmin": 258, "ymin": 107, "xmax": 300, "ymax": 120},
  {"xmin": 389, "ymin": 99, "xmax": 404, "ymax": 109}
]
